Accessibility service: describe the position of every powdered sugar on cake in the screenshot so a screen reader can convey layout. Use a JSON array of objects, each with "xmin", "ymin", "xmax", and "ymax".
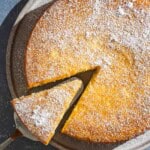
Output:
[
  {"xmin": 14, "ymin": 90, "xmax": 68, "ymax": 136},
  {"xmin": 31, "ymin": 106, "xmax": 52, "ymax": 128},
  {"xmin": 27, "ymin": 0, "xmax": 150, "ymax": 113},
  {"xmin": 26, "ymin": 0, "xmax": 150, "ymax": 142},
  {"xmin": 13, "ymin": 79, "xmax": 82, "ymax": 140}
]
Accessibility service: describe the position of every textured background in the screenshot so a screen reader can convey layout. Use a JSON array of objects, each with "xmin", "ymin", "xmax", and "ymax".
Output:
[{"xmin": 0, "ymin": 0, "xmax": 56, "ymax": 149}]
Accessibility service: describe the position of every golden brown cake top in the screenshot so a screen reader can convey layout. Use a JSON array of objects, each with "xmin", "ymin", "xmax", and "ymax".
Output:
[
  {"xmin": 26, "ymin": 0, "xmax": 150, "ymax": 88},
  {"xmin": 12, "ymin": 78, "xmax": 83, "ymax": 145},
  {"xmin": 25, "ymin": 0, "xmax": 150, "ymax": 143}
]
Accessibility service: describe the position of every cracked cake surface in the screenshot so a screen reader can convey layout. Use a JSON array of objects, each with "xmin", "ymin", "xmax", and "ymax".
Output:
[{"xmin": 25, "ymin": 0, "xmax": 150, "ymax": 142}]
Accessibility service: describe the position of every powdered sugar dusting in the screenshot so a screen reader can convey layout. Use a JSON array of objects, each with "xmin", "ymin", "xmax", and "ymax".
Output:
[
  {"xmin": 118, "ymin": 6, "xmax": 126, "ymax": 15},
  {"xmin": 85, "ymin": 0, "xmax": 150, "ymax": 103},
  {"xmin": 13, "ymin": 78, "xmax": 82, "ymax": 143},
  {"xmin": 26, "ymin": 0, "xmax": 150, "ymax": 143},
  {"xmin": 31, "ymin": 106, "xmax": 52, "ymax": 128},
  {"xmin": 127, "ymin": 2, "xmax": 133, "ymax": 9}
]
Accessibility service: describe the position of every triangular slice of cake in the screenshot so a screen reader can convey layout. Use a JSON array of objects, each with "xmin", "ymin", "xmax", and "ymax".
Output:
[{"xmin": 11, "ymin": 78, "xmax": 83, "ymax": 145}]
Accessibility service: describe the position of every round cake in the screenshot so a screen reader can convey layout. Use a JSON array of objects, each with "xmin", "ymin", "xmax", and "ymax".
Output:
[{"xmin": 25, "ymin": 0, "xmax": 150, "ymax": 143}]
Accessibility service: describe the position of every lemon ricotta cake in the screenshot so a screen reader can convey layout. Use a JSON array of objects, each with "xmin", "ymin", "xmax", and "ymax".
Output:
[{"xmin": 25, "ymin": 0, "xmax": 150, "ymax": 143}]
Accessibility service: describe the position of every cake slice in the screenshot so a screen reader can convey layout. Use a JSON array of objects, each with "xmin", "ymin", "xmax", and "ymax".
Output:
[{"xmin": 11, "ymin": 78, "xmax": 83, "ymax": 145}]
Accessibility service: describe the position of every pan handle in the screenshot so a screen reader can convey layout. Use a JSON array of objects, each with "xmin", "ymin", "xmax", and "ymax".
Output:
[
  {"xmin": 0, "ymin": 137, "xmax": 14, "ymax": 150},
  {"xmin": 0, "ymin": 129, "xmax": 22, "ymax": 150}
]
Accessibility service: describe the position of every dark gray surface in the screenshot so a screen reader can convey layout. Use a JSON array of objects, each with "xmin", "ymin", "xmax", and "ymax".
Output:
[{"xmin": 0, "ymin": 0, "xmax": 56, "ymax": 149}]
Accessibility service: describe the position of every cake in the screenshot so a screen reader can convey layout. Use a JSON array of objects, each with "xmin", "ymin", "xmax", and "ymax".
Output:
[
  {"xmin": 25, "ymin": 0, "xmax": 150, "ymax": 143},
  {"xmin": 11, "ymin": 78, "xmax": 83, "ymax": 145}
]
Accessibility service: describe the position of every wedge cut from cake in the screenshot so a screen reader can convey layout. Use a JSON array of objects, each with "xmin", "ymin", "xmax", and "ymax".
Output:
[
  {"xmin": 25, "ymin": 0, "xmax": 150, "ymax": 143},
  {"xmin": 11, "ymin": 78, "xmax": 83, "ymax": 145}
]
